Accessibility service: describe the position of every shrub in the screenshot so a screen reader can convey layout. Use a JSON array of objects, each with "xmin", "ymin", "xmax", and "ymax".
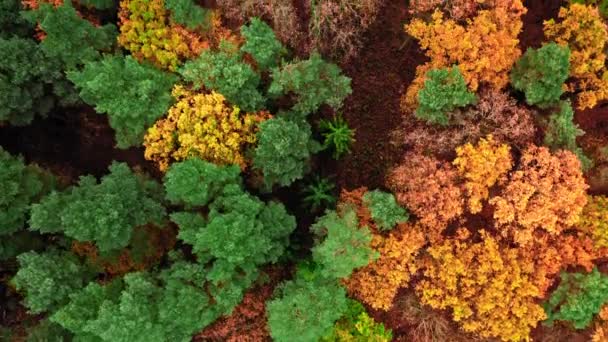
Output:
[
  {"xmin": 0, "ymin": 147, "xmax": 50, "ymax": 236},
  {"xmin": 416, "ymin": 66, "xmax": 477, "ymax": 126},
  {"xmin": 30, "ymin": 162, "xmax": 166, "ymax": 252},
  {"xmin": 310, "ymin": 207, "xmax": 377, "ymax": 279},
  {"xmin": 301, "ymin": 176, "xmax": 336, "ymax": 212},
  {"xmin": 403, "ymin": 2, "xmax": 526, "ymax": 110},
  {"xmin": 387, "ymin": 153, "xmax": 464, "ymax": 241},
  {"xmin": 23, "ymin": 2, "xmax": 117, "ymax": 70},
  {"xmin": 267, "ymin": 276, "xmax": 348, "ymax": 342},
  {"xmin": 490, "ymin": 146, "xmax": 588, "ymax": 245},
  {"xmin": 268, "ymin": 52, "xmax": 352, "ymax": 115},
  {"xmin": 544, "ymin": 3, "xmax": 608, "ymax": 109},
  {"xmin": 417, "ymin": 232, "xmax": 546, "ymax": 341},
  {"xmin": 544, "ymin": 101, "xmax": 591, "ymax": 170},
  {"xmin": 164, "ymin": 0, "xmax": 211, "ymax": 30},
  {"xmin": 144, "ymin": 86, "xmax": 268, "ymax": 171},
  {"xmin": 67, "ymin": 55, "xmax": 177, "ymax": 148},
  {"xmin": 453, "ymin": 135, "xmax": 513, "ymax": 214},
  {"xmin": 544, "ymin": 268, "xmax": 608, "ymax": 329},
  {"xmin": 510, "ymin": 43, "xmax": 570, "ymax": 108},
  {"xmin": 179, "ymin": 42, "xmax": 266, "ymax": 111},
  {"xmin": 318, "ymin": 114, "xmax": 356, "ymax": 159},
  {"xmin": 164, "ymin": 158, "xmax": 241, "ymax": 207},
  {"xmin": 362, "ymin": 190, "xmax": 409, "ymax": 231},
  {"xmin": 118, "ymin": 0, "xmax": 208, "ymax": 71},
  {"xmin": 253, "ymin": 117, "xmax": 321, "ymax": 189},
  {"xmin": 240, "ymin": 17, "xmax": 285, "ymax": 71},
  {"xmin": 12, "ymin": 250, "xmax": 93, "ymax": 314},
  {"xmin": 323, "ymin": 300, "xmax": 392, "ymax": 342}
]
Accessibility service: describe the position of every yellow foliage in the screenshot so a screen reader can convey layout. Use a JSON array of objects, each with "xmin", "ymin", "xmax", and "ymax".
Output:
[
  {"xmin": 403, "ymin": 1, "xmax": 525, "ymax": 110},
  {"xmin": 344, "ymin": 222, "xmax": 426, "ymax": 311},
  {"xmin": 489, "ymin": 146, "xmax": 588, "ymax": 245},
  {"xmin": 544, "ymin": 3, "xmax": 608, "ymax": 110},
  {"xmin": 578, "ymin": 196, "xmax": 608, "ymax": 249},
  {"xmin": 118, "ymin": 0, "xmax": 210, "ymax": 71},
  {"xmin": 416, "ymin": 231, "xmax": 546, "ymax": 342},
  {"xmin": 144, "ymin": 86, "xmax": 269, "ymax": 171},
  {"xmin": 453, "ymin": 135, "xmax": 512, "ymax": 214}
]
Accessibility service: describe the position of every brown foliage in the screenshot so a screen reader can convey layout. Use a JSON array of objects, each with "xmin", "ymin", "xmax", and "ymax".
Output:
[
  {"xmin": 409, "ymin": 0, "xmax": 481, "ymax": 20},
  {"xmin": 309, "ymin": 0, "xmax": 383, "ymax": 62},
  {"xmin": 387, "ymin": 153, "xmax": 464, "ymax": 241},
  {"xmin": 395, "ymin": 89, "xmax": 536, "ymax": 157},
  {"xmin": 195, "ymin": 268, "xmax": 286, "ymax": 342},
  {"xmin": 489, "ymin": 146, "xmax": 589, "ymax": 245}
]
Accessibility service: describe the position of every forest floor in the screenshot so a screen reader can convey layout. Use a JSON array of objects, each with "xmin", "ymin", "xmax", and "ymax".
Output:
[{"xmin": 1, "ymin": 0, "xmax": 607, "ymax": 340}]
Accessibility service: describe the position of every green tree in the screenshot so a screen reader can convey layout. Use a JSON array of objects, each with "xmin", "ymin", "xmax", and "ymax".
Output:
[
  {"xmin": 76, "ymin": 0, "xmax": 115, "ymax": 10},
  {"xmin": 0, "ymin": 147, "xmax": 52, "ymax": 236},
  {"xmin": 267, "ymin": 276, "xmax": 348, "ymax": 342},
  {"xmin": 179, "ymin": 41, "xmax": 265, "ymax": 111},
  {"xmin": 0, "ymin": 0, "xmax": 32, "ymax": 39},
  {"xmin": 240, "ymin": 17, "xmax": 285, "ymax": 71},
  {"xmin": 362, "ymin": 189, "xmax": 409, "ymax": 231},
  {"xmin": 253, "ymin": 117, "xmax": 321, "ymax": 189},
  {"xmin": 67, "ymin": 55, "xmax": 177, "ymax": 148},
  {"xmin": 416, "ymin": 66, "xmax": 477, "ymax": 125},
  {"xmin": 543, "ymin": 268, "xmax": 608, "ymax": 329},
  {"xmin": 544, "ymin": 101, "xmax": 591, "ymax": 169},
  {"xmin": 323, "ymin": 300, "xmax": 392, "ymax": 342},
  {"xmin": 30, "ymin": 162, "xmax": 166, "ymax": 252},
  {"xmin": 268, "ymin": 52, "xmax": 352, "ymax": 115},
  {"xmin": 164, "ymin": 158, "xmax": 241, "ymax": 207},
  {"xmin": 311, "ymin": 207, "xmax": 376, "ymax": 279},
  {"xmin": 23, "ymin": 2, "xmax": 117, "ymax": 70},
  {"xmin": 511, "ymin": 43, "xmax": 570, "ymax": 108},
  {"xmin": 164, "ymin": 0, "xmax": 211, "ymax": 30},
  {"xmin": 12, "ymin": 250, "xmax": 93, "ymax": 314}
]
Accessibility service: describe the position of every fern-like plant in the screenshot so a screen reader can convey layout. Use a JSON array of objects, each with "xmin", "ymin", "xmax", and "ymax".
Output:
[
  {"xmin": 301, "ymin": 176, "xmax": 336, "ymax": 212},
  {"xmin": 319, "ymin": 114, "xmax": 355, "ymax": 159},
  {"xmin": 362, "ymin": 189, "xmax": 409, "ymax": 231}
]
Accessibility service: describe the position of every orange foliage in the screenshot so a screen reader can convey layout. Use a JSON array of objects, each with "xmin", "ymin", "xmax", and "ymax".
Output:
[
  {"xmin": 339, "ymin": 188, "xmax": 426, "ymax": 311},
  {"xmin": 416, "ymin": 231, "xmax": 546, "ymax": 342},
  {"xmin": 593, "ymin": 305, "xmax": 608, "ymax": 342},
  {"xmin": 544, "ymin": 3, "xmax": 608, "ymax": 110},
  {"xmin": 453, "ymin": 135, "xmax": 512, "ymax": 214},
  {"xmin": 489, "ymin": 146, "xmax": 588, "ymax": 245},
  {"xmin": 403, "ymin": 0, "xmax": 526, "ymax": 111},
  {"xmin": 387, "ymin": 153, "xmax": 464, "ymax": 242},
  {"xmin": 71, "ymin": 225, "xmax": 175, "ymax": 277}
]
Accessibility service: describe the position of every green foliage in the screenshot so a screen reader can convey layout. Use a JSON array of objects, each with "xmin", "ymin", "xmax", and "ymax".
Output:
[
  {"xmin": 12, "ymin": 250, "xmax": 93, "ymax": 314},
  {"xmin": 240, "ymin": 17, "xmax": 285, "ymax": 71},
  {"xmin": 268, "ymin": 52, "xmax": 352, "ymax": 115},
  {"xmin": 67, "ymin": 55, "xmax": 177, "ymax": 148},
  {"xmin": 543, "ymin": 268, "xmax": 608, "ymax": 329},
  {"xmin": 179, "ymin": 42, "xmax": 265, "ymax": 111},
  {"xmin": 311, "ymin": 207, "xmax": 377, "ymax": 279},
  {"xmin": 253, "ymin": 117, "xmax": 321, "ymax": 189},
  {"xmin": 301, "ymin": 176, "xmax": 336, "ymax": 212},
  {"xmin": 511, "ymin": 43, "xmax": 570, "ymax": 108},
  {"xmin": 0, "ymin": 0, "xmax": 32, "ymax": 39},
  {"xmin": 27, "ymin": 319, "xmax": 73, "ymax": 342},
  {"xmin": 30, "ymin": 162, "xmax": 166, "ymax": 252},
  {"xmin": 416, "ymin": 66, "xmax": 477, "ymax": 126},
  {"xmin": 0, "ymin": 37, "xmax": 57, "ymax": 125},
  {"xmin": 0, "ymin": 231, "xmax": 45, "ymax": 261},
  {"xmin": 0, "ymin": 147, "xmax": 51, "ymax": 235},
  {"xmin": 171, "ymin": 190, "xmax": 295, "ymax": 267},
  {"xmin": 544, "ymin": 101, "xmax": 592, "ymax": 170},
  {"xmin": 77, "ymin": 0, "xmax": 115, "ymax": 9},
  {"xmin": 164, "ymin": 158, "xmax": 241, "ymax": 207},
  {"xmin": 362, "ymin": 189, "xmax": 409, "ymax": 231},
  {"xmin": 319, "ymin": 114, "xmax": 355, "ymax": 159},
  {"xmin": 164, "ymin": 0, "xmax": 211, "ymax": 30},
  {"xmin": 23, "ymin": 2, "xmax": 117, "ymax": 70},
  {"xmin": 323, "ymin": 300, "xmax": 393, "ymax": 342},
  {"xmin": 267, "ymin": 276, "xmax": 348, "ymax": 342}
]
